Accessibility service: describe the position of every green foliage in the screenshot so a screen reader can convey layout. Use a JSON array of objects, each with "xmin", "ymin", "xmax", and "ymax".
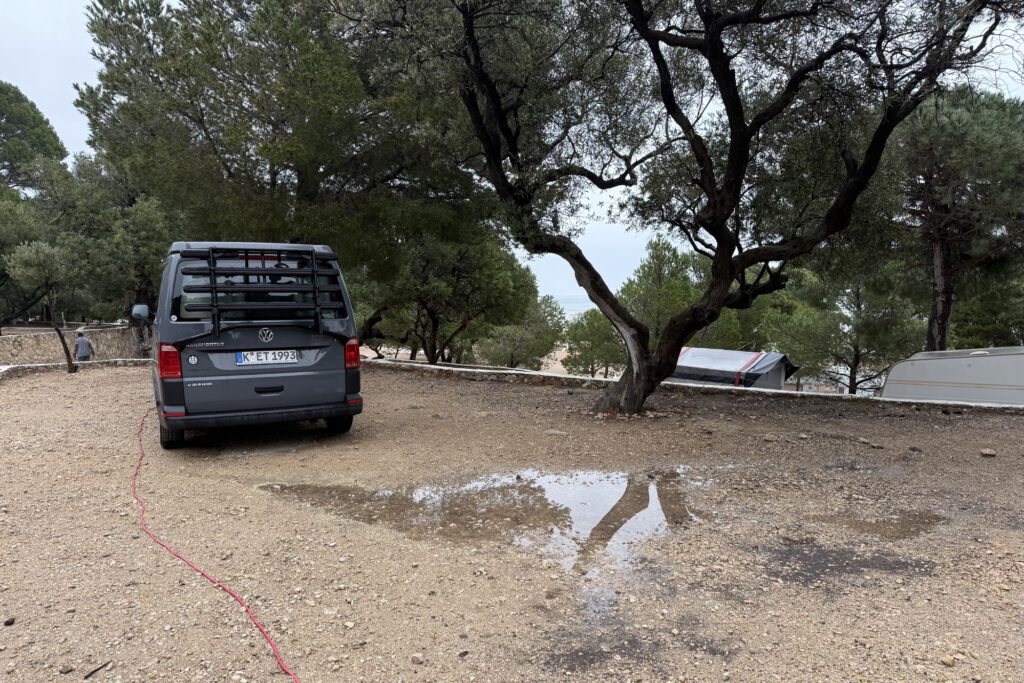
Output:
[
  {"xmin": 62, "ymin": 195, "xmax": 180, "ymax": 319},
  {"xmin": 0, "ymin": 81, "xmax": 67, "ymax": 193},
  {"xmin": 477, "ymin": 295, "xmax": 567, "ymax": 370},
  {"xmin": 79, "ymin": 0, "xmax": 481, "ymax": 276},
  {"xmin": 950, "ymin": 275, "xmax": 1024, "ymax": 349},
  {"xmin": 760, "ymin": 266, "xmax": 924, "ymax": 393},
  {"xmin": 0, "ymin": 198, "xmax": 53, "ymax": 322},
  {"xmin": 563, "ymin": 309, "xmax": 625, "ymax": 378},
  {"xmin": 32, "ymin": 155, "xmax": 184, "ymax": 320},
  {"xmin": 618, "ymin": 237, "xmax": 700, "ymax": 349},
  {"xmin": 3, "ymin": 241, "xmax": 71, "ymax": 294},
  {"xmin": 351, "ymin": 230, "xmax": 535, "ymax": 364},
  {"xmin": 617, "ymin": 237, "xmax": 774, "ymax": 354},
  {"xmin": 898, "ymin": 87, "xmax": 1024, "ymax": 349}
]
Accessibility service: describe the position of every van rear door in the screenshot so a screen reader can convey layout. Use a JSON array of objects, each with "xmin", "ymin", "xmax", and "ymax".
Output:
[{"xmin": 168, "ymin": 247, "xmax": 353, "ymax": 416}]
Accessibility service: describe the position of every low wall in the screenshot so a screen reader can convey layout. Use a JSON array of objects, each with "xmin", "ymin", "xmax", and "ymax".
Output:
[
  {"xmin": 0, "ymin": 327, "xmax": 137, "ymax": 365},
  {"xmin": 363, "ymin": 358, "xmax": 1024, "ymax": 413},
  {"xmin": 0, "ymin": 358, "xmax": 153, "ymax": 385}
]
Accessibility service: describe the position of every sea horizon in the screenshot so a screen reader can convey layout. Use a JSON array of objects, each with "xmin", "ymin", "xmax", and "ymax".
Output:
[{"xmin": 551, "ymin": 293, "xmax": 596, "ymax": 318}]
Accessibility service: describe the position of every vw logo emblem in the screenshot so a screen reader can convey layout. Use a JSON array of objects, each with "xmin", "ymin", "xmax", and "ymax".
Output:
[{"xmin": 258, "ymin": 328, "xmax": 274, "ymax": 343}]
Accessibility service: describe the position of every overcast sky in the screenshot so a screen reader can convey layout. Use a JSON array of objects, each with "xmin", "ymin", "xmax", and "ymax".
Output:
[
  {"xmin": 1, "ymin": 1, "xmax": 98, "ymax": 157},
  {"xmin": 0, "ymin": 1, "xmax": 650, "ymax": 302}
]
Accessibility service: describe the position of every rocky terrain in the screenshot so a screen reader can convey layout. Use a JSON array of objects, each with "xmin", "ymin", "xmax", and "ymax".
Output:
[{"xmin": 1, "ymin": 364, "xmax": 1022, "ymax": 682}]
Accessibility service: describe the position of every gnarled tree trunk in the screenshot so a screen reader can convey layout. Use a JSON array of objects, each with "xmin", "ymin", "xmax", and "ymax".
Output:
[{"xmin": 444, "ymin": 0, "xmax": 993, "ymax": 415}]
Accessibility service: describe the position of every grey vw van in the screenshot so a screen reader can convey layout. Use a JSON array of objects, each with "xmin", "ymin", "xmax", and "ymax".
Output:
[{"xmin": 133, "ymin": 242, "xmax": 362, "ymax": 449}]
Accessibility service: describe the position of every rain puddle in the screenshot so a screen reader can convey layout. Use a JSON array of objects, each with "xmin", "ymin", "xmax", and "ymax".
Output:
[{"xmin": 259, "ymin": 468, "xmax": 708, "ymax": 573}]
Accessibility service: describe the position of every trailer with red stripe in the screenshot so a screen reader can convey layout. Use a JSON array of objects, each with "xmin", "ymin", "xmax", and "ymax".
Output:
[{"xmin": 670, "ymin": 347, "xmax": 799, "ymax": 390}]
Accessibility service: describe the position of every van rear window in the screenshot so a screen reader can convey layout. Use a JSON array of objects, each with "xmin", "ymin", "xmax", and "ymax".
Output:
[{"xmin": 172, "ymin": 258, "xmax": 346, "ymax": 322}]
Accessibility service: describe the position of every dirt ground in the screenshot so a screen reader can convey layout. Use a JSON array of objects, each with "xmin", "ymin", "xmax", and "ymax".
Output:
[{"xmin": 1, "ymin": 365, "xmax": 1022, "ymax": 683}]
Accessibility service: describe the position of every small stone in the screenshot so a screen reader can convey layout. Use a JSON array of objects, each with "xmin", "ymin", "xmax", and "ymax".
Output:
[
  {"xmin": 344, "ymin": 621, "xmax": 355, "ymax": 629},
  {"xmin": 798, "ymin": 433, "xmax": 809, "ymax": 440},
  {"xmin": 909, "ymin": 446, "xmax": 922, "ymax": 453},
  {"xmin": 858, "ymin": 437, "xmax": 871, "ymax": 445},
  {"xmin": 543, "ymin": 429, "xmax": 569, "ymax": 437},
  {"xmin": 671, "ymin": 628, "xmax": 680, "ymax": 636},
  {"xmin": 940, "ymin": 655, "xmax": 955, "ymax": 667},
  {"xmin": 763, "ymin": 433, "xmax": 779, "ymax": 442},
  {"xmin": 59, "ymin": 666, "xmax": 74, "ymax": 675},
  {"xmin": 980, "ymin": 448, "xmax": 996, "ymax": 457},
  {"xmin": 411, "ymin": 653, "xmax": 426, "ymax": 665},
  {"xmin": 2, "ymin": 618, "xmax": 12, "ymax": 627},
  {"xmin": 458, "ymin": 650, "xmax": 469, "ymax": 658}
]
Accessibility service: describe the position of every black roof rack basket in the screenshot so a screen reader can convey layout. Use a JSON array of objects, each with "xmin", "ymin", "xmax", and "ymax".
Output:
[{"xmin": 178, "ymin": 246, "xmax": 344, "ymax": 337}]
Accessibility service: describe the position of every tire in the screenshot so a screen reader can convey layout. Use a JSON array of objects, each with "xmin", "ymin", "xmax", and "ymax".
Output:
[
  {"xmin": 325, "ymin": 415, "xmax": 354, "ymax": 434},
  {"xmin": 159, "ymin": 425, "xmax": 185, "ymax": 449}
]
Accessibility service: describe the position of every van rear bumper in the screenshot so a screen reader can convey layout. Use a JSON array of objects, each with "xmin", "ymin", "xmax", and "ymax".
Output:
[{"xmin": 161, "ymin": 395, "xmax": 362, "ymax": 430}]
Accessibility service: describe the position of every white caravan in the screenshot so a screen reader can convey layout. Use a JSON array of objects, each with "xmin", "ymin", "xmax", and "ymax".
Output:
[{"xmin": 880, "ymin": 347, "xmax": 1024, "ymax": 406}]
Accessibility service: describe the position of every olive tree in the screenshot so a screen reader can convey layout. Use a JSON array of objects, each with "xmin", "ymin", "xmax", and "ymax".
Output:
[
  {"xmin": 3, "ymin": 241, "xmax": 77, "ymax": 372},
  {"xmin": 369, "ymin": 0, "xmax": 1019, "ymax": 413}
]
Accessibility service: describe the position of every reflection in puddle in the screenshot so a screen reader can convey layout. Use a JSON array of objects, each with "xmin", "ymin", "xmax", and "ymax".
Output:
[{"xmin": 259, "ymin": 468, "xmax": 707, "ymax": 572}]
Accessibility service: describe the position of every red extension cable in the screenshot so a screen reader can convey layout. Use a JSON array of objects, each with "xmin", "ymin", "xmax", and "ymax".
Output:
[{"xmin": 132, "ymin": 409, "xmax": 301, "ymax": 682}]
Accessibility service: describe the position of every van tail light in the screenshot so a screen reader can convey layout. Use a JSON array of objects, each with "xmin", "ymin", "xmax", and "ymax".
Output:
[
  {"xmin": 345, "ymin": 338, "xmax": 361, "ymax": 369},
  {"xmin": 159, "ymin": 344, "xmax": 182, "ymax": 379}
]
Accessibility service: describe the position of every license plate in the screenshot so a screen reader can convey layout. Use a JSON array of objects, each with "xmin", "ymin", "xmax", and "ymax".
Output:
[{"xmin": 235, "ymin": 349, "xmax": 298, "ymax": 365}]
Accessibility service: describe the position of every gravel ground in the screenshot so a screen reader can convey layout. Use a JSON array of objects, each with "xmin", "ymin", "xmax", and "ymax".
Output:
[{"xmin": 1, "ymin": 365, "xmax": 1022, "ymax": 682}]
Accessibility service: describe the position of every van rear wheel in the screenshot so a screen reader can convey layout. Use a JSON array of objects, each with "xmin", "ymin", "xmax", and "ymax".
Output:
[
  {"xmin": 159, "ymin": 425, "xmax": 185, "ymax": 449},
  {"xmin": 325, "ymin": 415, "xmax": 353, "ymax": 434}
]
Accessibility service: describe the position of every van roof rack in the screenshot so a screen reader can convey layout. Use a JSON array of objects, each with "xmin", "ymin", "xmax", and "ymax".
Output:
[{"xmin": 178, "ymin": 246, "xmax": 344, "ymax": 337}]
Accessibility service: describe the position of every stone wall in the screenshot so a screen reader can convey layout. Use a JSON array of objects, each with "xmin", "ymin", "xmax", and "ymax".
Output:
[
  {"xmin": 0, "ymin": 358, "xmax": 152, "ymax": 385},
  {"xmin": 0, "ymin": 327, "xmax": 137, "ymax": 365},
  {"xmin": 363, "ymin": 358, "xmax": 1022, "ymax": 413}
]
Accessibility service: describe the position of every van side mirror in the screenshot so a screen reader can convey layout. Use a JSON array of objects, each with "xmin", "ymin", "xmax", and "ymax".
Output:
[{"xmin": 131, "ymin": 304, "xmax": 151, "ymax": 320}]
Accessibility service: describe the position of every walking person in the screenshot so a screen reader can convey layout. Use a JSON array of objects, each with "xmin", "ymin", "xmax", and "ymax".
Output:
[{"xmin": 74, "ymin": 331, "xmax": 94, "ymax": 362}]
